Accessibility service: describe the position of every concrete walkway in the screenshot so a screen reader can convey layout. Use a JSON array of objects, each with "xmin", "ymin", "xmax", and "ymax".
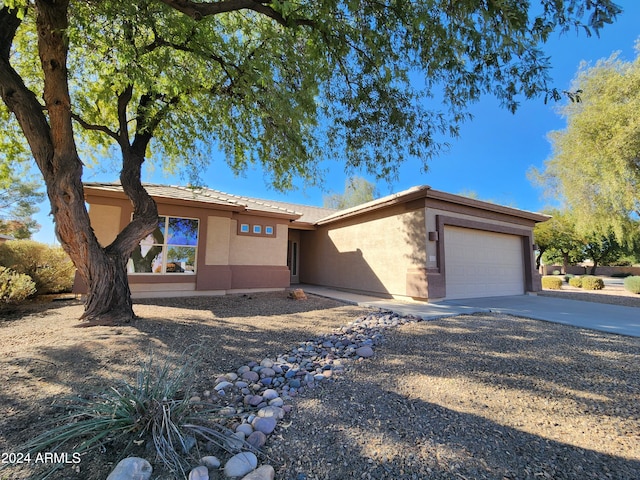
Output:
[{"xmin": 300, "ymin": 285, "xmax": 640, "ymax": 338}]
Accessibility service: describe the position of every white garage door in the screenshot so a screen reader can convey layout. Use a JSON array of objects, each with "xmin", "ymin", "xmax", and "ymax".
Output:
[{"xmin": 444, "ymin": 226, "xmax": 525, "ymax": 299}]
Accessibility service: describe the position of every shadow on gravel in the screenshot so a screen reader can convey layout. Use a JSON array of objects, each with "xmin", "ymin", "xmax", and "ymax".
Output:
[
  {"xmin": 274, "ymin": 380, "xmax": 640, "ymax": 480},
  {"xmin": 0, "ymin": 292, "xmax": 372, "ymax": 479},
  {"xmin": 268, "ymin": 313, "xmax": 640, "ymax": 480},
  {"xmin": 134, "ymin": 291, "xmax": 355, "ymax": 318}
]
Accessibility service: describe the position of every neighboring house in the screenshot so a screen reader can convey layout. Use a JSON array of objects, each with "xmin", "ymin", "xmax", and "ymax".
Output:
[
  {"xmin": 77, "ymin": 183, "xmax": 549, "ymax": 301},
  {"xmin": 0, "ymin": 233, "xmax": 15, "ymax": 244}
]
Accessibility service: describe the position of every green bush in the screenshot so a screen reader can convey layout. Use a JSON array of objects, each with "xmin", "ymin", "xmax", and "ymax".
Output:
[
  {"xmin": 0, "ymin": 266, "xmax": 36, "ymax": 306},
  {"xmin": 568, "ymin": 276, "xmax": 583, "ymax": 288},
  {"xmin": 0, "ymin": 240, "xmax": 75, "ymax": 294},
  {"xmin": 623, "ymin": 276, "xmax": 640, "ymax": 294},
  {"xmin": 542, "ymin": 276, "xmax": 563, "ymax": 289},
  {"xmin": 552, "ymin": 270, "xmax": 561, "ymax": 275},
  {"xmin": 581, "ymin": 276, "xmax": 605, "ymax": 290}
]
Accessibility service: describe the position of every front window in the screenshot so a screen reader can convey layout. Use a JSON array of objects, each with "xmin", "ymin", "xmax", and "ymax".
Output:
[{"xmin": 128, "ymin": 216, "xmax": 198, "ymax": 274}]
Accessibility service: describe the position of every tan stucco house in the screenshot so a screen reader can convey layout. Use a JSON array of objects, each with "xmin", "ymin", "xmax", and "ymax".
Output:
[{"xmin": 78, "ymin": 183, "xmax": 549, "ymax": 301}]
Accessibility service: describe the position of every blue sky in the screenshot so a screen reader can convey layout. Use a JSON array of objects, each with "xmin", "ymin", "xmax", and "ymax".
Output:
[{"xmin": 32, "ymin": 1, "xmax": 640, "ymax": 244}]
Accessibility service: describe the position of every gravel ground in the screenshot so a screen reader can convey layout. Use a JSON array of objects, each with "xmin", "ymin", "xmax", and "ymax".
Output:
[
  {"xmin": 1, "ymin": 290, "xmax": 639, "ymax": 479},
  {"xmin": 267, "ymin": 313, "xmax": 640, "ymax": 480}
]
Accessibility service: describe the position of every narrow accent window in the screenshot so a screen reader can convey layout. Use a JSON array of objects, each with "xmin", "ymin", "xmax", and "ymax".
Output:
[
  {"xmin": 128, "ymin": 216, "xmax": 199, "ymax": 274},
  {"xmin": 253, "ymin": 225, "xmax": 262, "ymax": 234},
  {"xmin": 265, "ymin": 226, "xmax": 274, "ymax": 235},
  {"xmin": 240, "ymin": 224, "xmax": 250, "ymax": 233}
]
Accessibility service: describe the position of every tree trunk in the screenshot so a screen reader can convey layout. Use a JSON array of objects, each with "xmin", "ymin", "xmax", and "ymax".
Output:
[
  {"xmin": 562, "ymin": 252, "xmax": 570, "ymax": 275},
  {"xmin": 0, "ymin": 3, "xmax": 157, "ymax": 324}
]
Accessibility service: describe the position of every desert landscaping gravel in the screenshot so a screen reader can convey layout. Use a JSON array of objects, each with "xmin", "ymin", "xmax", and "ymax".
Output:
[{"xmin": 0, "ymin": 290, "xmax": 639, "ymax": 479}]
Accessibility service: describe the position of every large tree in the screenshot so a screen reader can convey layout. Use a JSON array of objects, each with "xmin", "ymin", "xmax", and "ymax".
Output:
[
  {"xmin": 534, "ymin": 208, "xmax": 584, "ymax": 273},
  {"xmin": 323, "ymin": 176, "xmax": 378, "ymax": 210},
  {"xmin": 533, "ymin": 46, "xmax": 640, "ymax": 240},
  {"xmin": 0, "ymin": 171, "xmax": 44, "ymax": 239},
  {"xmin": 0, "ymin": 0, "xmax": 621, "ymax": 323}
]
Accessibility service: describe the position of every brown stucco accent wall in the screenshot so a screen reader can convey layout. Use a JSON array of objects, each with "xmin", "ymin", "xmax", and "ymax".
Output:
[
  {"xmin": 421, "ymin": 212, "xmax": 541, "ymax": 300},
  {"xmin": 76, "ymin": 192, "xmax": 292, "ymax": 297},
  {"xmin": 301, "ymin": 193, "xmax": 543, "ymax": 301},
  {"xmin": 299, "ymin": 201, "xmax": 427, "ymax": 299}
]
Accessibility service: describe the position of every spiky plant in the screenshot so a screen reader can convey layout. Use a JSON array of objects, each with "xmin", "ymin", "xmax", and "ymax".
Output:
[{"xmin": 5, "ymin": 349, "xmax": 234, "ymax": 479}]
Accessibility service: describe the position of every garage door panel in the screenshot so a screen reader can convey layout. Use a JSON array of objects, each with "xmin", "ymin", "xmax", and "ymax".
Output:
[{"xmin": 444, "ymin": 226, "xmax": 524, "ymax": 299}]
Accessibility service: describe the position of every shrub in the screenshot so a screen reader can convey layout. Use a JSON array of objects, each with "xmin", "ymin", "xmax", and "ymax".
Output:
[
  {"xmin": 568, "ymin": 276, "xmax": 583, "ymax": 288},
  {"xmin": 542, "ymin": 276, "xmax": 563, "ymax": 289},
  {"xmin": 0, "ymin": 266, "xmax": 36, "ymax": 306},
  {"xmin": 0, "ymin": 240, "xmax": 75, "ymax": 294},
  {"xmin": 581, "ymin": 276, "xmax": 605, "ymax": 290},
  {"xmin": 623, "ymin": 276, "xmax": 640, "ymax": 294},
  {"xmin": 563, "ymin": 274, "xmax": 574, "ymax": 283},
  {"xmin": 14, "ymin": 351, "xmax": 236, "ymax": 479},
  {"xmin": 552, "ymin": 270, "xmax": 561, "ymax": 275},
  {"xmin": 611, "ymin": 272, "xmax": 633, "ymax": 278}
]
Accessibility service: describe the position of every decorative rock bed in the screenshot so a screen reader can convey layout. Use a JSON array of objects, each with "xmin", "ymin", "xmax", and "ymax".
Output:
[{"xmin": 107, "ymin": 310, "xmax": 423, "ymax": 479}]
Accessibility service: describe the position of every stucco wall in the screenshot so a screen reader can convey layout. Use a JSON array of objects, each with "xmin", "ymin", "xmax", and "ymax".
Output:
[
  {"xmin": 300, "ymin": 203, "xmax": 426, "ymax": 298},
  {"xmin": 206, "ymin": 216, "xmax": 231, "ymax": 265},
  {"xmin": 228, "ymin": 221, "xmax": 287, "ymax": 266},
  {"xmin": 80, "ymin": 192, "xmax": 292, "ymax": 296},
  {"xmin": 88, "ymin": 204, "xmax": 122, "ymax": 247},
  {"xmin": 424, "ymin": 204, "xmax": 538, "ymax": 272}
]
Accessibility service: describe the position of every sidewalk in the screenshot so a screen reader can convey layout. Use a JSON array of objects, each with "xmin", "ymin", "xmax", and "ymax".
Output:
[
  {"xmin": 299, "ymin": 285, "xmax": 483, "ymax": 320},
  {"xmin": 299, "ymin": 285, "xmax": 640, "ymax": 338}
]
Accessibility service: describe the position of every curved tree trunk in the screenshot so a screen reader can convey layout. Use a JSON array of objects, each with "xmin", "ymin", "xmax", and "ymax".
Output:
[{"xmin": 0, "ymin": 3, "xmax": 157, "ymax": 324}]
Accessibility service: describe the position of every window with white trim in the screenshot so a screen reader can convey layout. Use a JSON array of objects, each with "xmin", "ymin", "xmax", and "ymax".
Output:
[{"xmin": 128, "ymin": 216, "xmax": 199, "ymax": 274}]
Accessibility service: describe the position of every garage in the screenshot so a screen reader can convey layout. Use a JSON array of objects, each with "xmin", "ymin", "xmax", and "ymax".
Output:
[{"xmin": 444, "ymin": 225, "xmax": 525, "ymax": 299}]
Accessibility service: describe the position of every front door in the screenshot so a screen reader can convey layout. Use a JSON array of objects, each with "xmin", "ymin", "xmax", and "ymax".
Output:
[{"xmin": 287, "ymin": 230, "xmax": 300, "ymax": 284}]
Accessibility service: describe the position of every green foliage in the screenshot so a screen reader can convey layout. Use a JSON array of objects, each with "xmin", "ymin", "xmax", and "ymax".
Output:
[
  {"xmin": 611, "ymin": 272, "xmax": 633, "ymax": 278},
  {"xmin": 542, "ymin": 276, "xmax": 563, "ymax": 289},
  {"xmin": 582, "ymin": 229, "xmax": 629, "ymax": 274},
  {"xmin": 1, "ymin": 1, "xmax": 623, "ymax": 189},
  {"xmin": 323, "ymin": 176, "xmax": 379, "ymax": 209},
  {"xmin": 0, "ymin": 240, "xmax": 75, "ymax": 294},
  {"xmin": 535, "ymin": 209, "xmax": 585, "ymax": 271},
  {"xmin": 623, "ymin": 276, "xmax": 640, "ymax": 294},
  {"xmin": 0, "ymin": 169, "xmax": 45, "ymax": 239},
  {"xmin": 0, "ymin": 0, "xmax": 623, "ymax": 319},
  {"xmin": 0, "ymin": 265, "xmax": 36, "ymax": 306},
  {"xmin": 532, "ymin": 47, "xmax": 640, "ymax": 241},
  {"xmin": 535, "ymin": 209, "xmax": 635, "ymax": 273},
  {"xmin": 581, "ymin": 276, "xmax": 605, "ymax": 290},
  {"xmin": 12, "ymin": 351, "xmax": 233, "ymax": 479},
  {"xmin": 569, "ymin": 276, "xmax": 583, "ymax": 288}
]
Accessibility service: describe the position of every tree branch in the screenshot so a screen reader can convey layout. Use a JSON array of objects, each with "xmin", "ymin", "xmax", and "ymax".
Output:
[
  {"xmin": 159, "ymin": 0, "xmax": 315, "ymax": 27},
  {"xmin": 117, "ymin": 84, "xmax": 134, "ymax": 147},
  {"xmin": 0, "ymin": 7, "xmax": 55, "ymax": 182},
  {"xmin": 71, "ymin": 113, "xmax": 119, "ymax": 140}
]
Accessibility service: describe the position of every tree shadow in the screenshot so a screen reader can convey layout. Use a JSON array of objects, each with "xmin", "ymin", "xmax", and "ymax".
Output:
[
  {"xmin": 134, "ymin": 290, "xmax": 363, "ymax": 318},
  {"xmin": 269, "ymin": 313, "xmax": 640, "ymax": 479}
]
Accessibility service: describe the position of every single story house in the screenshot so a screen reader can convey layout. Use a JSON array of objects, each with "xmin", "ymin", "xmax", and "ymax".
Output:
[{"xmin": 77, "ymin": 183, "xmax": 549, "ymax": 301}]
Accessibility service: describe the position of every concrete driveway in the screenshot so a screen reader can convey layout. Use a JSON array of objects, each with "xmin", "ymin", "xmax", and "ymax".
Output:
[
  {"xmin": 439, "ymin": 295, "xmax": 640, "ymax": 338},
  {"xmin": 300, "ymin": 285, "xmax": 640, "ymax": 338}
]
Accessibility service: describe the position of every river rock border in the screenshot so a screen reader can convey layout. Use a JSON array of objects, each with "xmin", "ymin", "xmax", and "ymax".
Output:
[{"xmin": 107, "ymin": 310, "xmax": 424, "ymax": 480}]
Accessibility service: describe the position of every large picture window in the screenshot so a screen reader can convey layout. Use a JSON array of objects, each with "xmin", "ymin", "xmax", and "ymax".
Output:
[{"xmin": 128, "ymin": 216, "xmax": 199, "ymax": 274}]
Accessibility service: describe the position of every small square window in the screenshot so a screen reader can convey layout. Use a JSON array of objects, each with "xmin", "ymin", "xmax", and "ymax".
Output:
[
  {"xmin": 253, "ymin": 225, "xmax": 262, "ymax": 234},
  {"xmin": 240, "ymin": 224, "xmax": 250, "ymax": 233},
  {"xmin": 265, "ymin": 226, "xmax": 274, "ymax": 235}
]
